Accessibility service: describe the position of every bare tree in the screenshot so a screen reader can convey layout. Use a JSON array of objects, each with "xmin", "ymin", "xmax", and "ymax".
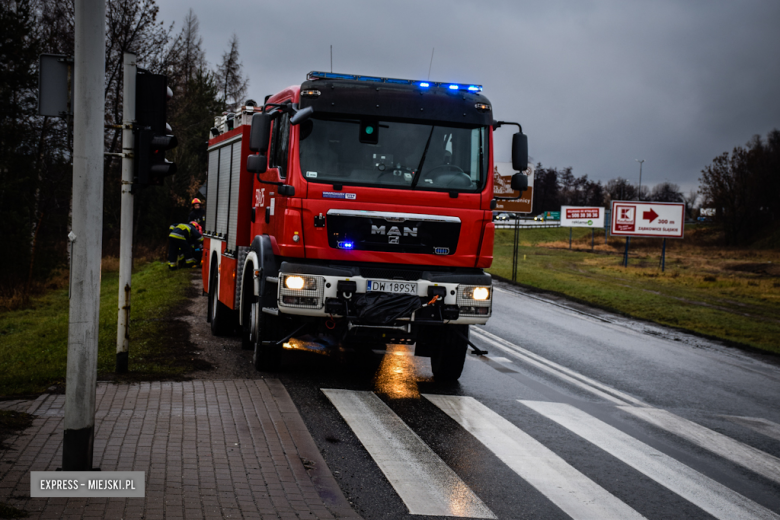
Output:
[
  {"xmin": 217, "ymin": 33, "xmax": 248, "ymax": 111},
  {"xmin": 167, "ymin": 9, "xmax": 205, "ymax": 89},
  {"xmin": 650, "ymin": 182, "xmax": 684, "ymax": 203},
  {"xmin": 604, "ymin": 177, "xmax": 637, "ymax": 204}
]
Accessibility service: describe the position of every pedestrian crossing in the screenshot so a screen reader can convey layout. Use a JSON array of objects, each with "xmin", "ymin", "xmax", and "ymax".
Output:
[
  {"xmin": 426, "ymin": 395, "xmax": 645, "ymax": 520},
  {"xmin": 322, "ymin": 389, "xmax": 496, "ymax": 519},
  {"xmin": 323, "ymin": 387, "xmax": 780, "ymax": 519}
]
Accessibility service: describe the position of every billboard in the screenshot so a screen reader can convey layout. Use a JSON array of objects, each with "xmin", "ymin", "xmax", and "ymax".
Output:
[
  {"xmin": 609, "ymin": 201, "xmax": 685, "ymax": 238},
  {"xmin": 493, "ymin": 162, "xmax": 533, "ymax": 214},
  {"xmin": 561, "ymin": 206, "xmax": 605, "ymax": 228}
]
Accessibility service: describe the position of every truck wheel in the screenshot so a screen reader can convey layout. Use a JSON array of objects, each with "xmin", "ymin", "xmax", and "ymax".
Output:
[
  {"xmin": 241, "ymin": 267, "xmax": 254, "ymax": 350},
  {"xmin": 252, "ymin": 305, "xmax": 283, "ymax": 371},
  {"xmin": 209, "ymin": 264, "xmax": 231, "ymax": 336},
  {"xmin": 431, "ymin": 325, "xmax": 469, "ymax": 382}
]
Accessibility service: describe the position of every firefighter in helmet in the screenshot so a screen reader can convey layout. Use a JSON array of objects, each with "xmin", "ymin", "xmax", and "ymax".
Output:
[
  {"xmin": 188, "ymin": 198, "xmax": 206, "ymax": 229},
  {"xmin": 168, "ymin": 221, "xmax": 203, "ymax": 270}
]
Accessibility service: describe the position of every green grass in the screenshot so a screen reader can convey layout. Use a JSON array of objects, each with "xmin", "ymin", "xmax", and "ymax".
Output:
[
  {"xmin": 489, "ymin": 227, "xmax": 780, "ymax": 354},
  {"xmin": 0, "ymin": 262, "xmax": 198, "ymax": 397}
]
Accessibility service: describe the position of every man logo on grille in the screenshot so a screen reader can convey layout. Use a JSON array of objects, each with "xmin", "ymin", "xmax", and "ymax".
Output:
[{"xmin": 371, "ymin": 225, "xmax": 418, "ymax": 237}]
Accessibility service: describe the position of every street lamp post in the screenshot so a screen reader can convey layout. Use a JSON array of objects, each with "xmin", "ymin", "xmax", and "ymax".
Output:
[{"xmin": 635, "ymin": 159, "xmax": 644, "ymax": 200}]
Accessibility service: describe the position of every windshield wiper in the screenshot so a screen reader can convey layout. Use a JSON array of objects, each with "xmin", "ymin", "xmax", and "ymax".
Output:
[{"xmin": 410, "ymin": 125, "xmax": 435, "ymax": 189}]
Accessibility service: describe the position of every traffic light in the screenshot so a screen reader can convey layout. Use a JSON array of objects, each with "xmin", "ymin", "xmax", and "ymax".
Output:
[
  {"xmin": 134, "ymin": 71, "xmax": 177, "ymax": 186},
  {"xmin": 135, "ymin": 129, "xmax": 177, "ymax": 185}
]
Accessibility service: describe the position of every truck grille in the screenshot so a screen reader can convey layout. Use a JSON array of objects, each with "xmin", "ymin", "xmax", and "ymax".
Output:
[{"xmin": 359, "ymin": 267, "xmax": 423, "ymax": 280}]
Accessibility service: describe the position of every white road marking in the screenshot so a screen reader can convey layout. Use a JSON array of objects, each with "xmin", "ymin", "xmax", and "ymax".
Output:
[
  {"xmin": 425, "ymin": 394, "xmax": 645, "ymax": 520},
  {"xmin": 722, "ymin": 415, "xmax": 780, "ymax": 443},
  {"xmin": 472, "ymin": 328, "xmax": 644, "ymax": 406},
  {"xmin": 486, "ymin": 356, "xmax": 514, "ymax": 365},
  {"xmin": 521, "ymin": 400, "xmax": 780, "ymax": 520},
  {"xmin": 622, "ymin": 407, "xmax": 780, "ymax": 484},
  {"xmin": 322, "ymin": 389, "xmax": 496, "ymax": 518}
]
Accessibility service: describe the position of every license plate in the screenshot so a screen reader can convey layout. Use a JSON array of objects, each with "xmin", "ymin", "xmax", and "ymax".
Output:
[{"xmin": 366, "ymin": 280, "xmax": 418, "ymax": 294}]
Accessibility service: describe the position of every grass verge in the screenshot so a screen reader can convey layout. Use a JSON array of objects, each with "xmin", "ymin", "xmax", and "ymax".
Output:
[
  {"xmin": 0, "ymin": 261, "xmax": 209, "ymax": 397},
  {"xmin": 489, "ymin": 225, "xmax": 780, "ymax": 354}
]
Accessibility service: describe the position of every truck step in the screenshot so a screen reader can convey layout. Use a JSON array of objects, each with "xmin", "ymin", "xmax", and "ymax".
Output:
[{"xmin": 262, "ymin": 307, "xmax": 279, "ymax": 316}]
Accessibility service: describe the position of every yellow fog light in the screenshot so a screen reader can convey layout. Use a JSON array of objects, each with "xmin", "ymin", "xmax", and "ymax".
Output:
[
  {"xmin": 473, "ymin": 287, "xmax": 490, "ymax": 300},
  {"xmin": 285, "ymin": 276, "xmax": 305, "ymax": 290}
]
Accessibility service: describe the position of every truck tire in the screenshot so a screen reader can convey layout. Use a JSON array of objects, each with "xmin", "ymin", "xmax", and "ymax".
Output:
[
  {"xmin": 251, "ymin": 305, "xmax": 283, "ymax": 371},
  {"xmin": 209, "ymin": 263, "xmax": 231, "ymax": 336},
  {"xmin": 431, "ymin": 325, "xmax": 469, "ymax": 382},
  {"xmin": 241, "ymin": 266, "xmax": 254, "ymax": 350}
]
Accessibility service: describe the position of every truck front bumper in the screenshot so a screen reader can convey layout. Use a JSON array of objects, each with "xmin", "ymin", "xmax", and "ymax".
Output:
[{"xmin": 272, "ymin": 261, "xmax": 493, "ymax": 325}]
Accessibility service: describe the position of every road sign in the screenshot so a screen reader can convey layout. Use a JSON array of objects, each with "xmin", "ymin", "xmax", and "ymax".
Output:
[
  {"xmin": 561, "ymin": 206, "xmax": 605, "ymax": 228},
  {"xmin": 609, "ymin": 201, "xmax": 685, "ymax": 238},
  {"xmin": 494, "ymin": 162, "xmax": 533, "ymax": 214},
  {"xmin": 38, "ymin": 54, "xmax": 73, "ymax": 117}
]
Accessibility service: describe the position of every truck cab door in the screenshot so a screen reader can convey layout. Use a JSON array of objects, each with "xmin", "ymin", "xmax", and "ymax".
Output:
[{"xmin": 257, "ymin": 111, "xmax": 290, "ymax": 236}]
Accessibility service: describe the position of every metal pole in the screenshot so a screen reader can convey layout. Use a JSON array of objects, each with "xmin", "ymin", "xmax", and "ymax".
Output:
[
  {"xmin": 661, "ymin": 238, "xmax": 666, "ymax": 272},
  {"xmin": 116, "ymin": 52, "xmax": 136, "ymax": 374},
  {"xmin": 63, "ymin": 0, "xmax": 105, "ymax": 471},
  {"xmin": 623, "ymin": 237, "xmax": 631, "ymax": 267},
  {"xmin": 636, "ymin": 159, "xmax": 644, "ymax": 201},
  {"xmin": 512, "ymin": 216, "xmax": 520, "ymax": 282}
]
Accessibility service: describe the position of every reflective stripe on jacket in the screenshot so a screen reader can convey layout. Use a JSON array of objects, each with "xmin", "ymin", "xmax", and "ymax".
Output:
[{"xmin": 169, "ymin": 223, "xmax": 203, "ymax": 244}]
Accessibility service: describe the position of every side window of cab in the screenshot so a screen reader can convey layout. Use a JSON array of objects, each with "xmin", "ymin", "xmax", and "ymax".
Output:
[{"xmin": 269, "ymin": 111, "xmax": 290, "ymax": 179}]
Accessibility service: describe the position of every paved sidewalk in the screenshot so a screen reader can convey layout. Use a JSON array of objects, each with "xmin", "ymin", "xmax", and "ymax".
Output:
[{"xmin": 0, "ymin": 380, "xmax": 361, "ymax": 519}]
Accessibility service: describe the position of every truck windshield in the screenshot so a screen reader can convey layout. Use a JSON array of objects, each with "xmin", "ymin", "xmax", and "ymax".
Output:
[{"xmin": 299, "ymin": 117, "xmax": 487, "ymax": 192}]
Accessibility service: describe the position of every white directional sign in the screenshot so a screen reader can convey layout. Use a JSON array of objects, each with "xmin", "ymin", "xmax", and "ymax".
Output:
[
  {"xmin": 609, "ymin": 201, "xmax": 685, "ymax": 238},
  {"xmin": 561, "ymin": 206, "xmax": 605, "ymax": 228}
]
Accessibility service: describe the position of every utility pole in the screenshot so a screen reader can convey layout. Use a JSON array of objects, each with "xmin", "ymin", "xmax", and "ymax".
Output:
[
  {"xmin": 636, "ymin": 159, "xmax": 644, "ymax": 201},
  {"xmin": 116, "ymin": 52, "xmax": 136, "ymax": 373},
  {"xmin": 63, "ymin": 0, "xmax": 106, "ymax": 471}
]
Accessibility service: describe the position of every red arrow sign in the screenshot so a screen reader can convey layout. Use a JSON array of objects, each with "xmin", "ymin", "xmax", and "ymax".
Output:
[{"xmin": 643, "ymin": 208, "xmax": 659, "ymax": 222}]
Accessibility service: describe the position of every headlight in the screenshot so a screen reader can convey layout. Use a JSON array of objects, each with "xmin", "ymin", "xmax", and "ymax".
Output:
[
  {"xmin": 472, "ymin": 287, "xmax": 490, "ymax": 300},
  {"xmin": 456, "ymin": 284, "xmax": 492, "ymax": 317},
  {"xmin": 461, "ymin": 286, "xmax": 490, "ymax": 301},
  {"xmin": 279, "ymin": 274, "xmax": 324, "ymax": 309},
  {"xmin": 284, "ymin": 275, "xmax": 317, "ymax": 290}
]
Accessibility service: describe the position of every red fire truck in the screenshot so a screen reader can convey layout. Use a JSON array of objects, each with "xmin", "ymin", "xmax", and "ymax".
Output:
[{"xmin": 202, "ymin": 71, "xmax": 528, "ymax": 381}]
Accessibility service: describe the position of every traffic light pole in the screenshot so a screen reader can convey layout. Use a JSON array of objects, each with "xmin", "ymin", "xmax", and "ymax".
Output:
[
  {"xmin": 116, "ymin": 52, "xmax": 136, "ymax": 374},
  {"xmin": 63, "ymin": 0, "xmax": 106, "ymax": 471}
]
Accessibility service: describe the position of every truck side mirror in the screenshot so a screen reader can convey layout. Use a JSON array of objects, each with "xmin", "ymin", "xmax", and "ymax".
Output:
[
  {"xmin": 290, "ymin": 106, "xmax": 313, "ymax": 126},
  {"xmin": 512, "ymin": 132, "xmax": 528, "ymax": 172},
  {"xmin": 249, "ymin": 113, "xmax": 272, "ymax": 154},
  {"xmin": 246, "ymin": 154, "xmax": 267, "ymax": 174},
  {"xmin": 510, "ymin": 173, "xmax": 528, "ymax": 192}
]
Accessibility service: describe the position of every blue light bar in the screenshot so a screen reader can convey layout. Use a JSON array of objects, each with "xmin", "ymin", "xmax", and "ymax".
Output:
[
  {"xmin": 307, "ymin": 71, "xmax": 482, "ymax": 92},
  {"xmin": 385, "ymin": 78, "xmax": 413, "ymax": 84},
  {"xmin": 337, "ymin": 241, "xmax": 355, "ymax": 250}
]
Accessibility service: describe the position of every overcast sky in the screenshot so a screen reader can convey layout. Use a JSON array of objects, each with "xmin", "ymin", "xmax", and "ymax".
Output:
[{"xmin": 157, "ymin": 0, "xmax": 780, "ymax": 194}]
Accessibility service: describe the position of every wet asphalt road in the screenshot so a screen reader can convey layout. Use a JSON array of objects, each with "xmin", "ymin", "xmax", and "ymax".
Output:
[{"xmin": 212, "ymin": 278, "xmax": 780, "ymax": 519}]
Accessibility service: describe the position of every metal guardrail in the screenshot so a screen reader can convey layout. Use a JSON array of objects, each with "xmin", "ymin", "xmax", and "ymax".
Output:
[{"xmin": 493, "ymin": 220, "xmax": 561, "ymax": 229}]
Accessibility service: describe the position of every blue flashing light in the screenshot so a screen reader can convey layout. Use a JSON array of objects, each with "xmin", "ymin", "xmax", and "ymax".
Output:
[
  {"xmin": 309, "ymin": 71, "xmax": 357, "ymax": 80},
  {"xmin": 307, "ymin": 71, "xmax": 483, "ymax": 93},
  {"xmin": 386, "ymin": 78, "xmax": 413, "ymax": 84},
  {"xmin": 338, "ymin": 241, "xmax": 355, "ymax": 250}
]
